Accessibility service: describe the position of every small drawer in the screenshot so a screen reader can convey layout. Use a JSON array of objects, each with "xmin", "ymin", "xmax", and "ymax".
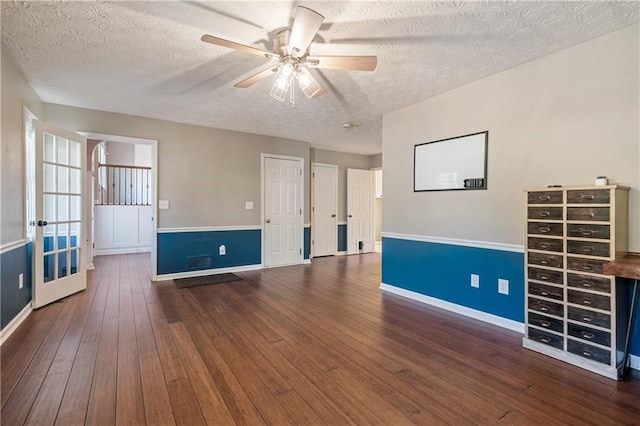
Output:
[
  {"xmin": 528, "ymin": 237, "xmax": 563, "ymax": 253},
  {"xmin": 567, "ymin": 240, "xmax": 610, "ymax": 258},
  {"xmin": 528, "ymin": 327, "xmax": 563, "ymax": 350},
  {"xmin": 568, "ymin": 306, "xmax": 611, "ymax": 329},
  {"xmin": 528, "ymin": 267, "xmax": 563, "ymax": 285},
  {"xmin": 567, "ymin": 339, "xmax": 611, "ymax": 365},
  {"xmin": 566, "ymin": 224, "xmax": 610, "ymax": 240},
  {"xmin": 567, "ymin": 207, "xmax": 610, "ymax": 222},
  {"xmin": 528, "ymin": 297, "xmax": 564, "ymax": 317},
  {"xmin": 567, "ymin": 257, "xmax": 606, "ymax": 274},
  {"xmin": 528, "ymin": 191, "xmax": 563, "ymax": 205},
  {"xmin": 528, "ymin": 252, "xmax": 563, "ymax": 268},
  {"xmin": 527, "ymin": 222, "xmax": 563, "ymax": 236},
  {"xmin": 528, "ymin": 312, "xmax": 564, "ymax": 333},
  {"xmin": 567, "ymin": 273, "xmax": 611, "ymax": 293},
  {"xmin": 567, "ymin": 189, "xmax": 610, "ymax": 204},
  {"xmin": 528, "ymin": 282, "xmax": 563, "ymax": 301},
  {"xmin": 567, "ymin": 290, "xmax": 610, "ymax": 311},
  {"xmin": 528, "ymin": 207, "xmax": 563, "ymax": 220},
  {"xmin": 568, "ymin": 323, "xmax": 610, "ymax": 346}
]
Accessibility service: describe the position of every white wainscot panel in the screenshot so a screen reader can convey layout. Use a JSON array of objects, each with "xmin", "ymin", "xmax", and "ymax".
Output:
[{"xmin": 94, "ymin": 205, "xmax": 152, "ymax": 255}]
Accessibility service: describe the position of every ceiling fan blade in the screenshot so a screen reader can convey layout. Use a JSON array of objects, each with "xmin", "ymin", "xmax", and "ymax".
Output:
[
  {"xmin": 298, "ymin": 67, "xmax": 326, "ymax": 99},
  {"xmin": 234, "ymin": 64, "xmax": 277, "ymax": 88},
  {"xmin": 306, "ymin": 55, "xmax": 377, "ymax": 71},
  {"xmin": 201, "ymin": 34, "xmax": 275, "ymax": 58},
  {"xmin": 288, "ymin": 6, "xmax": 324, "ymax": 57}
]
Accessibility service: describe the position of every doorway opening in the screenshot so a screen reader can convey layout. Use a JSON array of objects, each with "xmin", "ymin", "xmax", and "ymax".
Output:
[{"xmin": 373, "ymin": 168, "xmax": 383, "ymax": 253}]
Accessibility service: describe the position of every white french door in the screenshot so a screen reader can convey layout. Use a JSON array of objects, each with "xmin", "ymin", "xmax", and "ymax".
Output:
[
  {"xmin": 263, "ymin": 156, "xmax": 303, "ymax": 267},
  {"xmin": 347, "ymin": 168, "xmax": 374, "ymax": 255},
  {"xmin": 34, "ymin": 120, "xmax": 87, "ymax": 308},
  {"xmin": 312, "ymin": 163, "xmax": 337, "ymax": 257}
]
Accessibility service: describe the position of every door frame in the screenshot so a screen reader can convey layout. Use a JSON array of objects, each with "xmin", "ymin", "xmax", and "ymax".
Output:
[
  {"xmin": 261, "ymin": 153, "xmax": 305, "ymax": 267},
  {"xmin": 311, "ymin": 162, "xmax": 338, "ymax": 257},
  {"xmin": 79, "ymin": 132, "xmax": 159, "ymax": 279}
]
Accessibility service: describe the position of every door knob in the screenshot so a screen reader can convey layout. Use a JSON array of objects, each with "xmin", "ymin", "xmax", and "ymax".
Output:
[
  {"xmin": 348, "ymin": 215, "xmax": 353, "ymax": 218},
  {"xmin": 266, "ymin": 219, "xmax": 271, "ymax": 223},
  {"xmin": 331, "ymin": 214, "xmax": 336, "ymax": 217},
  {"xmin": 37, "ymin": 220, "xmax": 48, "ymax": 227}
]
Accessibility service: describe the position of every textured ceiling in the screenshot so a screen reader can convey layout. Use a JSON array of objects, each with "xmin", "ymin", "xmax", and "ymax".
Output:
[{"xmin": 2, "ymin": 1, "xmax": 639, "ymax": 155}]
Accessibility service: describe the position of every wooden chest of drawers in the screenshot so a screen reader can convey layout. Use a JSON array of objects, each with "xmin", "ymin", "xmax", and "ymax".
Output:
[{"xmin": 523, "ymin": 185, "xmax": 629, "ymax": 379}]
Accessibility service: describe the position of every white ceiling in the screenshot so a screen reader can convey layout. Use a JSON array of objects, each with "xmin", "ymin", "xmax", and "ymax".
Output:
[{"xmin": 2, "ymin": 1, "xmax": 638, "ymax": 155}]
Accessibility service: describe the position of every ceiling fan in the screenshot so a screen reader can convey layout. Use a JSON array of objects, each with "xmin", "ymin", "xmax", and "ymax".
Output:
[{"xmin": 201, "ymin": 5, "xmax": 377, "ymax": 105}]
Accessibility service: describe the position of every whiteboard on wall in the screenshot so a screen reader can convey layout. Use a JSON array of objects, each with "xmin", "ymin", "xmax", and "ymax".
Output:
[{"xmin": 414, "ymin": 131, "xmax": 488, "ymax": 192}]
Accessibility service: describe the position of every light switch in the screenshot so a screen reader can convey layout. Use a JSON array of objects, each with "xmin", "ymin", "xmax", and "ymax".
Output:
[
  {"xmin": 245, "ymin": 201, "xmax": 254, "ymax": 210},
  {"xmin": 159, "ymin": 200, "xmax": 169, "ymax": 210}
]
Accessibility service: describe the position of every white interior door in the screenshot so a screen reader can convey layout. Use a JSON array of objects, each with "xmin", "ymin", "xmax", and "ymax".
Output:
[
  {"xmin": 312, "ymin": 163, "xmax": 338, "ymax": 257},
  {"xmin": 347, "ymin": 168, "xmax": 374, "ymax": 255},
  {"xmin": 264, "ymin": 156, "xmax": 303, "ymax": 267},
  {"xmin": 34, "ymin": 120, "xmax": 87, "ymax": 308}
]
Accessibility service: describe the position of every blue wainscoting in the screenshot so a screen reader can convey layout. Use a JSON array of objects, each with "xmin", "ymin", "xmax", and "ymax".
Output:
[
  {"xmin": 382, "ymin": 236, "xmax": 524, "ymax": 323},
  {"xmin": 338, "ymin": 224, "xmax": 347, "ymax": 252},
  {"xmin": 304, "ymin": 226, "xmax": 311, "ymax": 260},
  {"xmin": 157, "ymin": 229, "xmax": 261, "ymax": 275},
  {"xmin": 1, "ymin": 243, "xmax": 32, "ymax": 330}
]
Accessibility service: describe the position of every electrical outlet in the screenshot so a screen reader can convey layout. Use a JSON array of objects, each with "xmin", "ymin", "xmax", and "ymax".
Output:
[
  {"xmin": 498, "ymin": 278, "xmax": 509, "ymax": 295},
  {"xmin": 159, "ymin": 200, "xmax": 170, "ymax": 209},
  {"xmin": 245, "ymin": 201, "xmax": 254, "ymax": 210},
  {"xmin": 471, "ymin": 274, "xmax": 480, "ymax": 288},
  {"xmin": 19, "ymin": 273, "xmax": 24, "ymax": 289},
  {"xmin": 219, "ymin": 245, "xmax": 226, "ymax": 256}
]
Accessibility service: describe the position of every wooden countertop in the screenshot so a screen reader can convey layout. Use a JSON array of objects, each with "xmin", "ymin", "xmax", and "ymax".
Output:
[{"xmin": 603, "ymin": 253, "xmax": 640, "ymax": 280}]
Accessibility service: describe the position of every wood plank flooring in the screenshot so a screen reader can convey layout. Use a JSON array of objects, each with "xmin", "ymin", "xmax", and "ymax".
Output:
[{"xmin": 2, "ymin": 253, "xmax": 639, "ymax": 425}]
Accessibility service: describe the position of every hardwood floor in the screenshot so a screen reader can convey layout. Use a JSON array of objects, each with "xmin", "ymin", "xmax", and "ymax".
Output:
[{"xmin": 2, "ymin": 253, "xmax": 639, "ymax": 425}]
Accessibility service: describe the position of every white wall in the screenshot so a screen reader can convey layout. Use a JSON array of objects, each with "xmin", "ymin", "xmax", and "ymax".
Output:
[{"xmin": 383, "ymin": 24, "xmax": 640, "ymax": 251}]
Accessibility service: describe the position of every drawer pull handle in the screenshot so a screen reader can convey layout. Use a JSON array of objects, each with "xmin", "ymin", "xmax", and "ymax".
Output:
[
  {"xmin": 581, "ymin": 331, "xmax": 595, "ymax": 340},
  {"xmin": 582, "ymin": 351, "xmax": 592, "ymax": 357},
  {"xmin": 540, "ymin": 306, "xmax": 548, "ymax": 312},
  {"xmin": 540, "ymin": 337, "xmax": 551, "ymax": 343},
  {"xmin": 540, "ymin": 260, "xmax": 548, "ymax": 265},
  {"xmin": 538, "ymin": 226, "xmax": 551, "ymax": 233},
  {"xmin": 540, "ymin": 291, "xmax": 549, "ymax": 296},
  {"xmin": 580, "ymin": 246, "xmax": 594, "ymax": 254},
  {"xmin": 582, "ymin": 316, "xmax": 593, "ymax": 322},
  {"xmin": 539, "ymin": 243, "xmax": 550, "ymax": 250},
  {"xmin": 588, "ymin": 210, "xmax": 595, "ymax": 218},
  {"xmin": 580, "ymin": 230, "xmax": 594, "ymax": 237},
  {"xmin": 540, "ymin": 320, "xmax": 551, "ymax": 327},
  {"xmin": 582, "ymin": 265, "xmax": 593, "ymax": 272},
  {"xmin": 580, "ymin": 194, "xmax": 595, "ymax": 201},
  {"xmin": 581, "ymin": 280, "xmax": 593, "ymax": 288},
  {"xmin": 538, "ymin": 195, "xmax": 551, "ymax": 201},
  {"xmin": 538, "ymin": 211, "xmax": 550, "ymax": 217},
  {"xmin": 583, "ymin": 299, "xmax": 593, "ymax": 305},
  {"xmin": 539, "ymin": 274, "xmax": 550, "ymax": 281}
]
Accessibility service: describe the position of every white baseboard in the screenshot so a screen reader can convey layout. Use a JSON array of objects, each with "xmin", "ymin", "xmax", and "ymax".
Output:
[
  {"xmin": 95, "ymin": 246, "xmax": 151, "ymax": 256},
  {"xmin": 155, "ymin": 263, "xmax": 263, "ymax": 282},
  {"xmin": 303, "ymin": 259, "xmax": 311, "ymax": 264},
  {"xmin": 379, "ymin": 283, "xmax": 524, "ymax": 333},
  {"xmin": 0, "ymin": 303, "xmax": 33, "ymax": 345},
  {"xmin": 631, "ymin": 354, "xmax": 639, "ymax": 371},
  {"xmin": 335, "ymin": 251, "xmax": 347, "ymax": 256}
]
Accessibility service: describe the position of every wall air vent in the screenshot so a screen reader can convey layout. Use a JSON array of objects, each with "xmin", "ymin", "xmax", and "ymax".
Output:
[{"xmin": 187, "ymin": 255, "xmax": 212, "ymax": 270}]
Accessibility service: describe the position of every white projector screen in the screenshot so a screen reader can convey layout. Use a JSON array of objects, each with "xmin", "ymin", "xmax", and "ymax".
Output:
[{"xmin": 414, "ymin": 131, "xmax": 488, "ymax": 192}]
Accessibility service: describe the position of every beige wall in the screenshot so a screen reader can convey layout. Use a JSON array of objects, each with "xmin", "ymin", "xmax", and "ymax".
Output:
[
  {"xmin": 44, "ymin": 104, "xmax": 311, "ymax": 228},
  {"xmin": 369, "ymin": 153, "xmax": 382, "ymax": 169},
  {"xmin": 1, "ymin": 50, "xmax": 44, "ymax": 244},
  {"xmin": 383, "ymin": 24, "xmax": 640, "ymax": 251},
  {"xmin": 311, "ymin": 148, "xmax": 373, "ymax": 222},
  {"xmin": 106, "ymin": 141, "xmax": 135, "ymax": 166}
]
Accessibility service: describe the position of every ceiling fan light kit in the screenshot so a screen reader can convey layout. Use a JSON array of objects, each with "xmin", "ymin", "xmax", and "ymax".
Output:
[{"xmin": 201, "ymin": 5, "xmax": 377, "ymax": 107}]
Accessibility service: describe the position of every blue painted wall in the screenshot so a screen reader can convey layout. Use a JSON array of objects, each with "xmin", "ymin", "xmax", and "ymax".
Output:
[
  {"xmin": 382, "ymin": 237, "xmax": 525, "ymax": 322},
  {"xmin": 382, "ymin": 236, "xmax": 640, "ymax": 357},
  {"xmin": 157, "ymin": 229, "xmax": 261, "ymax": 275},
  {"xmin": 338, "ymin": 224, "xmax": 347, "ymax": 252},
  {"xmin": 304, "ymin": 227, "xmax": 311, "ymax": 260},
  {"xmin": 1, "ymin": 243, "xmax": 32, "ymax": 329}
]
